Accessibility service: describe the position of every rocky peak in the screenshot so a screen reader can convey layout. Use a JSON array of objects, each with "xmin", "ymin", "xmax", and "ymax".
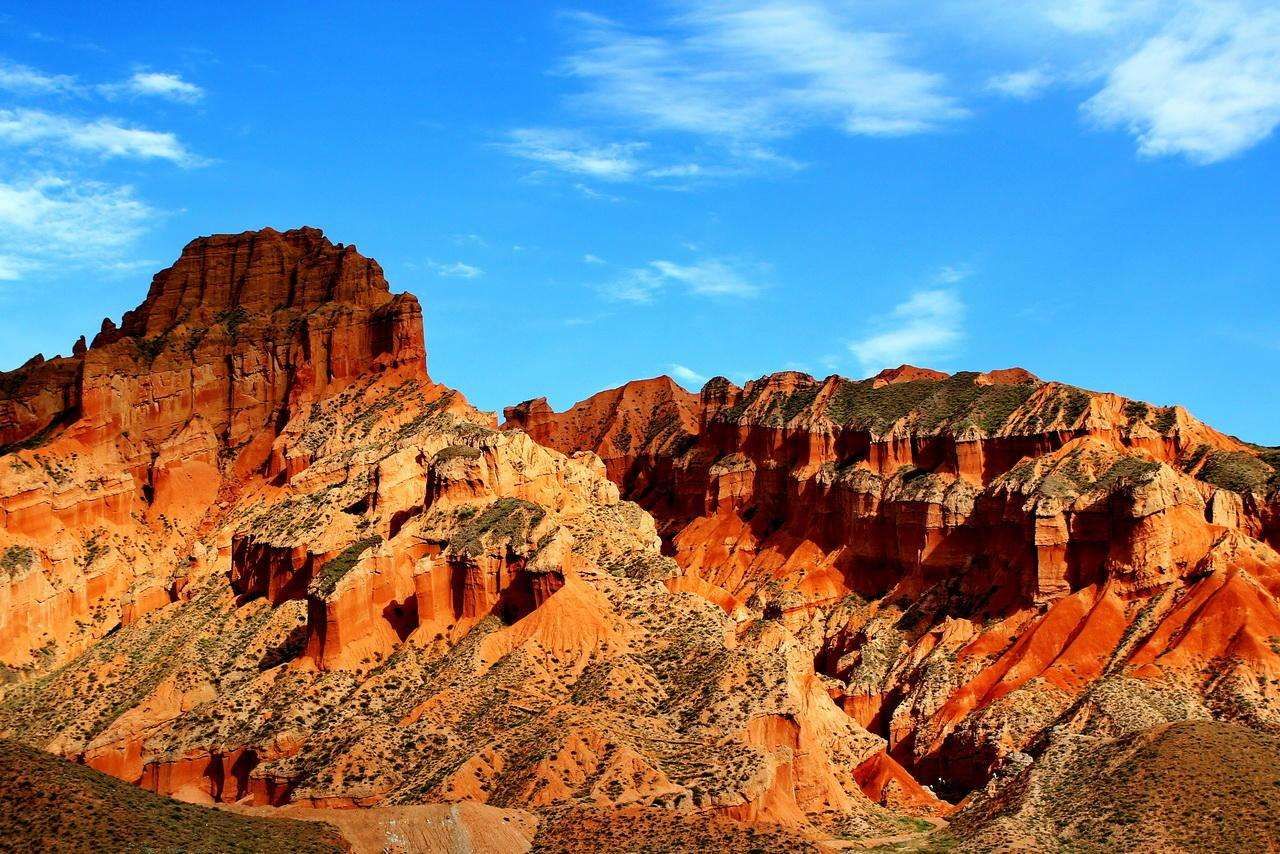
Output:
[
  {"xmin": 503, "ymin": 376, "xmax": 700, "ymax": 486},
  {"xmin": 116, "ymin": 227, "xmax": 394, "ymax": 339},
  {"xmin": 871, "ymin": 364, "xmax": 949, "ymax": 386},
  {"xmin": 1, "ymin": 226, "xmax": 427, "ymax": 456}
]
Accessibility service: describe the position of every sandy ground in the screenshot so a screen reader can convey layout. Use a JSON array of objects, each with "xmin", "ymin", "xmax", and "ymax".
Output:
[{"xmin": 226, "ymin": 801, "xmax": 539, "ymax": 853}]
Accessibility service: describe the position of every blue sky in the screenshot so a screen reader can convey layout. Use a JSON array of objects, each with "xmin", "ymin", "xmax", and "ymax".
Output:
[{"xmin": 0, "ymin": 1, "xmax": 1277, "ymax": 442}]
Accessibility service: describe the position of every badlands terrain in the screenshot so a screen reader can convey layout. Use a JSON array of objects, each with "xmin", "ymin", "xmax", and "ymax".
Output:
[{"xmin": 1, "ymin": 227, "xmax": 1278, "ymax": 852}]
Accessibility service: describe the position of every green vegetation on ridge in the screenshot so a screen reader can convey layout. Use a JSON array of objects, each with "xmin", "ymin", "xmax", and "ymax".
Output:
[
  {"xmin": 309, "ymin": 536, "xmax": 382, "ymax": 598},
  {"xmin": 823, "ymin": 373, "xmax": 1042, "ymax": 434}
]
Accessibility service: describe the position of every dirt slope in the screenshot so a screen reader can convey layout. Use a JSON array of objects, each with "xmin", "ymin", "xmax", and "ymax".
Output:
[
  {"xmin": 0, "ymin": 738, "xmax": 346, "ymax": 853},
  {"xmin": 949, "ymin": 721, "xmax": 1280, "ymax": 852}
]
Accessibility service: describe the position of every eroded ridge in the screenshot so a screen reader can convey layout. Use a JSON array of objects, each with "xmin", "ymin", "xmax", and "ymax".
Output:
[{"xmin": 505, "ymin": 365, "xmax": 1280, "ymax": 800}]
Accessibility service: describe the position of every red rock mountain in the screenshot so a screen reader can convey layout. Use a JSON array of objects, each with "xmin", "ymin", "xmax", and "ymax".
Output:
[
  {"xmin": 505, "ymin": 366, "xmax": 1280, "ymax": 797},
  {"xmin": 1, "ymin": 228, "xmax": 949, "ymax": 851},
  {"xmin": 2, "ymin": 226, "xmax": 1277, "ymax": 851}
]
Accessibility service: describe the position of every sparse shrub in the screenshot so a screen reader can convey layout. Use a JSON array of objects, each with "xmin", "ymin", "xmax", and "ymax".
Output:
[
  {"xmin": 1197, "ymin": 451, "xmax": 1274, "ymax": 494},
  {"xmin": 0, "ymin": 545, "xmax": 35, "ymax": 576}
]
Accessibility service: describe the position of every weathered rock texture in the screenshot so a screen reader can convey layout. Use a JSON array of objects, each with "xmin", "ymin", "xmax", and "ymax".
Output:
[
  {"xmin": 0, "ymin": 229, "xmax": 939, "ymax": 850},
  {"xmin": 505, "ymin": 367, "xmax": 1280, "ymax": 799}
]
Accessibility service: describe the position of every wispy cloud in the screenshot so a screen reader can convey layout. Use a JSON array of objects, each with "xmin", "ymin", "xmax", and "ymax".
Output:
[
  {"xmin": 583, "ymin": 253, "xmax": 606, "ymax": 264},
  {"xmin": 1043, "ymin": 0, "xmax": 1162, "ymax": 35},
  {"xmin": 500, "ymin": 4, "xmax": 967, "ymax": 186},
  {"xmin": 599, "ymin": 257, "xmax": 763, "ymax": 302},
  {"xmin": 0, "ymin": 175, "xmax": 155, "ymax": 275},
  {"xmin": 0, "ymin": 60, "xmax": 205, "ymax": 284},
  {"xmin": 99, "ymin": 70, "xmax": 204, "ymax": 103},
  {"xmin": 421, "ymin": 259, "xmax": 484, "ymax": 279},
  {"xmin": 1081, "ymin": 3, "xmax": 1280, "ymax": 163},
  {"xmin": 650, "ymin": 259, "xmax": 761, "ymax": 297},
  {"xmin": 504, "ymin": 127, "xmax": 646, "ymax": 181},
  {"xmin": 986, "ymin": 67, "xmax": 1055, "ymax": 100},
  {"xmin": 562, "ymin": 5, "xmax": 965, "ymax": 143},
  {"xmin": 533, "ymin": 2, "xmax": 1280, "ymax": 171},
  {"xmin": 0, "ymin": 60, "xmax": 79, "ymax": 96},
  {"xmin": 668, "ymin": 363, "xmax": 709, "ymax": 387},
  {"xmin": 646, "ymin": 163, "xmax": 705, "ymax": 179},
  {"xmin": 573, "ymin": 181, "xmax": 623, "ymax": 201},
  {"xmin": 0, "ymin": 62, "xmax": 205, "ymax": 105},
  {"xmin": 0, "ymin": 254, "xmax": 27, "ymax": 281},
  {"xmin": 599, "ymin": 266, "xmax": 665, "ymax": 302},
  {"xmin": 563, "ymin": 312, "xmax": 612, "ymax": 327},
  {"xmin": 848, "ymin": 288, "xmax": 965, "ymax": 374},
  {"xmin": 0, "ymin": 108, "xmax": 199, "ymax": 164}
]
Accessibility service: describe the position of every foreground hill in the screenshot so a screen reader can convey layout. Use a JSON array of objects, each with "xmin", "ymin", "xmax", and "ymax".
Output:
[
  {"xmin": 0, "ymin": 738, "xmax": 346, "ymax": 853},
  {"xmin": 948, "ymin": 720, "xmax": 1280, "ymax": 851},
  {"xmin": 505, "ymin": 368, "xmax": 1280, "ymax": 800},
  {"xmin": 0, "ymin": 228, "xmax": 936, "ymax": 850}
]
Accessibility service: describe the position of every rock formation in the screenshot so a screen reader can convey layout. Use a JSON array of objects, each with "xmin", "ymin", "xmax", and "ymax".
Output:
[
  {"xmin": 0, "ymin": 228, "xmax": 944, "ymax": 851},
  {"xmin": 0, "ymin": 227, "xmax": 429, "ymax": 675},
  {"xmin": 505, "ymin": 366, "xmax": 1280, "ymax": 799}
]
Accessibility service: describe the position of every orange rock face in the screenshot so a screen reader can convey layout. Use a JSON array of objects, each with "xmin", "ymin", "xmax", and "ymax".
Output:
[{"xmin": 504, "ymin": 367, "xmax": 1280, "ymax": 798}]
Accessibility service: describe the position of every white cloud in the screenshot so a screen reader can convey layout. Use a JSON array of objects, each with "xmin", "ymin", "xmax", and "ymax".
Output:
[
  {"xmin": 1082, "ymin": 3, "xmax": 1280, "ymax": 163},
  {"xmin": 600, "ymin": 257, "xmax": 762, "ymax": 302},
  {"xmin": 563, "ymin": 312, "xmax": 611, "ymax": 327},
  {"xmin": 423, "ymin": 260, "xmax": 483, "ymax": 279},
  {"xmin": 645, "ymin": 163, "xmax": 705, "ymax": 178},
  {"xmin": 99, "ymin": 71, "xmax": 204, "ymax": 103},
  {"xmin": 513, "ymin": 1, "xmax": 1280, "ymax": 175},
  {"xmin": 1043, "ymin": 0, "xmax": 1162, "ymax": 34},
  {"xmin": 0, "ymin": 108, "xmax": 198, "ymax": 164},
  {"xmin": 849, "ymin": 288, "xmax": 964, "ymax": 374},
  {"xmin": 583, "ymin": 253, "xmax": 606, "ymax": 264},
  {"xmin": 669, "ymin": 363, "xmax": 709, "ymax": 387},
  {"xmin": 561, "ymin": 4, "xmax": 966, "ymax": 143},
  {"xmin": 0, "ymin": 254, "xmax": 28, "ymax": 280},
  {"xmin": 504, "ymin": 127, "xmax": 646, "ymax": 181},
  {"xmin": 650, "ymin": 259, "xmax": 760, "ymax": 297},
  {"xmin": 0, "ymin": 175, "xmax": 155, "ymax": 277},
  {"xmin": 986, "ymin": 66, "xmax": 1055, "ymax": 100},
  {"xmin": 0, "ymin": 60, "xmax": 79, "ymax": 95}
]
